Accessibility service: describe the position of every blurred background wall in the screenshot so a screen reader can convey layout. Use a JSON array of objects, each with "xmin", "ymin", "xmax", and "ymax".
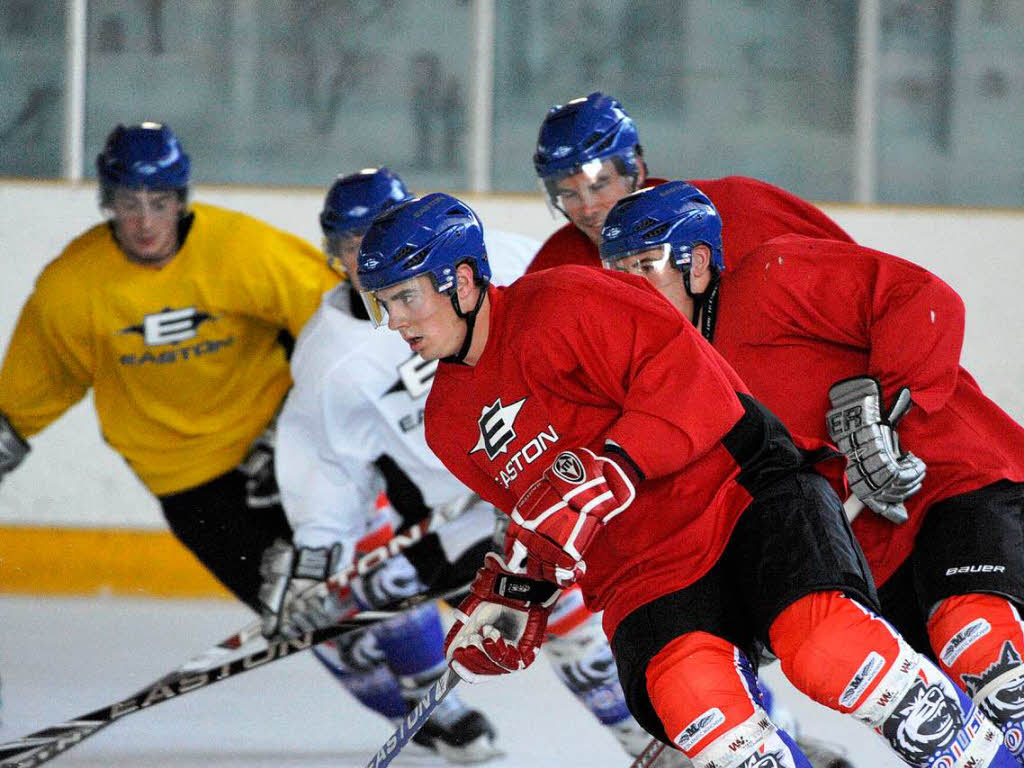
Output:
[
  {"xmin": 1, "ymin": 0, "xmax": 1021, "ymax": 205},
  {"xmin": 1, "ymin": 1, "xmax": 1022, "ymax": 595}
]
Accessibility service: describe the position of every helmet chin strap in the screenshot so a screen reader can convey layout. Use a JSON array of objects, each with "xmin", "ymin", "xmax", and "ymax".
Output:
[
  {"xmin": 682, "ymin": 268, "xmax": 722, "ymax": 342},
  {"xmin": 442, "ymin": 283, "xmax": 488, "ymax": 364}
]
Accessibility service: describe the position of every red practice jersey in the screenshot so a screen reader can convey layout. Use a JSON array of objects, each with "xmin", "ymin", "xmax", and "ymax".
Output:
[
  {"xmin": 711, "ymin": 234, "xmax": 1024, "ymax": 585},
  {"xmin": 526, "ymin": 176, "xmax": 853, "ymax": 274},
  {"xmin": 425, "ymin": 267, "xmax": 837, "ymax": 636}
]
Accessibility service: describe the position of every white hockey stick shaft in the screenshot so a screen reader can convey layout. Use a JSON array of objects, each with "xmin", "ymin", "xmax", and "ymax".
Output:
[{"xmin": 844, "ymin": 494, "xmax": 865, "ymax": 521}]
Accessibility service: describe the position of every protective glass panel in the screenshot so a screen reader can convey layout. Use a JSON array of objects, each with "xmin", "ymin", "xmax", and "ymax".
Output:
[
  {"xmin": 0, "ymin": 1, "xmax": 66, "ymax": 178},
  {"xmin": 84, "ymin": 0, "xmax": 473, "ymax": 189},
  {"xmin": 492, "ymin": 0, "xmax": 857, "ymax": 202},
  {"xmin": 877, "ymin": 0, "xmax": 1024, "ymax": 205}
]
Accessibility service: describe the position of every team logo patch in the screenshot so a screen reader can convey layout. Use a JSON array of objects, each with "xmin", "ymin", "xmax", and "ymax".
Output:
[
  {"xmin": 738, "ymin": 750, "xmax": 789, "ymax": 768},
  {"xmin": 840, "ymin": 651, "xmax": 886, "ymax": 708},
  {"xmin": 551, "ymin": 452, "xmax": 586, "ymax": 484},
  {"xmin": 471, "ymin": 396, "xmax": 527, "ymax": 460},
  {"xmin": 940, "ymin": 619, "xmax": 991, "ymax": 667},
  {"xmin": 674, "ymin": 708, "xmax": 724, "ymax": 751},
  {"xmin": 119, "ymin": 306, "xmax": 217, "ymax": 346},
  {"xmin": 882, "ymin": 680, "xmax": 962, "ymax": 763},
  {"xmin": 385, "ymin": 354, "xmax": 438, "ymax": 399},
  {"xmin": 963, "ymin": 641, "xmax": 1024, "ymax": 723}
]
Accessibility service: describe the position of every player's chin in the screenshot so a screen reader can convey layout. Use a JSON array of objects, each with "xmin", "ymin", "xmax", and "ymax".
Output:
[{"xmin": 579, "ymin": 223, "xmax": 604, "ymax": 245}]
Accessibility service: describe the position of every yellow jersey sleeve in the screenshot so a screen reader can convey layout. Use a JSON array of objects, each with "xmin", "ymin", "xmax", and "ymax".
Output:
[{"xmin": 0, "ymin": 235, "xmax": 99, "ymax": 437}]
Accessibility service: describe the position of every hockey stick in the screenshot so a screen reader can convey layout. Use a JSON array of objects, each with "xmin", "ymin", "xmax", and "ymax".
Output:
[
  {"xmin": 363, "ymin": 667, "xmax": 462, "ymax": 768},
  {"xmin": 175, "ymin": 513, "xmax": 446, "ymax": 671},
  {"xmin": 628, "ymin": 738, "xmax": 669, "ymax": 768},
  {"xmin": 843, "ymin": 495, "xmax": 865, "ymax": 522},
  {"xmin": 0, "ymin": 612, "xmax": 395, "ymax": 768},
  {"xmin": 0, "ymin": 516, "xmax": 452, "ymax": 768}
]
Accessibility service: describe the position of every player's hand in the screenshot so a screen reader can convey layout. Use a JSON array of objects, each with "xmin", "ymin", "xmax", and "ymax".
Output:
[
  {"xmin": 238, "ymin": 423, "xmax": 279, "ymax": 509},
  {"xmin": 826, "ymin": 376, "xmax": 926, "ymax": 524},
  {"xmin": 505, "ymin": 447, "xmax": 638, "ymax": 587},
  {"xmin": 349, "ymin": 553, "xmax": 428, "ymax": 611},
  {"xmin": 257, "ymin": 540, "xmax": 352, "ymax": 638},
  {"xmin": 444, "ymin": 552, "xmax": 560, "ymax": 683}
]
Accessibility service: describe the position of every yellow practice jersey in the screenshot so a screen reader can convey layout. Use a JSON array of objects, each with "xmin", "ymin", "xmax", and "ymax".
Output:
[{"xmin": 0, "ymin": 202, "xmax": 339, "ymax": 495}]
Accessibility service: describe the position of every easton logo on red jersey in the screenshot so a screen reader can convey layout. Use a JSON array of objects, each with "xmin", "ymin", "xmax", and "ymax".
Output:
[{"xmin": 471, "ymin": 396, "xmax": 526, "ymax": 460}]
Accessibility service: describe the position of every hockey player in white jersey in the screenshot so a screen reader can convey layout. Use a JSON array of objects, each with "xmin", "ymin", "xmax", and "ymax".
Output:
[{"xmin": 260, "ymin": 168, "xmax": 688, "ymax": 766}]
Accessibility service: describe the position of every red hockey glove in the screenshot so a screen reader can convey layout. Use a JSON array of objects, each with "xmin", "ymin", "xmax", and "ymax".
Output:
[
  {"xmin": 506, "ymin": 446, "xmax": 639, "ymax": 587},
  {"xmin": 444, "ymin": 552, "xmax": 560, "ymax": 683}
]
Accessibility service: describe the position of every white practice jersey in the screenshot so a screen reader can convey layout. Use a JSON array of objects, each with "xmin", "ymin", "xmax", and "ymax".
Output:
[{"xmin": 276, "ymin": 229, "xmax": 538, "ymax": 563}]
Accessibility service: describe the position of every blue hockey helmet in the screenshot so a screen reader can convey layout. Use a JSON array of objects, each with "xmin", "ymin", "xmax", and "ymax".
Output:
[
  {"xmin": 533, "ymin": 92, "xmax": 641, "ymax": 182},
  {"xmin": 319, "ymin": 167, "xmax": 413, "ymax": 239},
  {"xmin": 357, "ymin": 193, "xmax": 490, "ymax": 327},
  {"xmin": 599, "ymin": 181, "xmax": 724, "ymax": 275},
  {"xmin": 96, "ymin": 122, "xmax": 190, "ymax": 192}
]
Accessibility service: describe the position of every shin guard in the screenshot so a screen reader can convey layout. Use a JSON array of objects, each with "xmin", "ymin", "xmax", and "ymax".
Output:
[
  {"xmin": 929, "ymin": 594, "xmax": 1024, "ymax": 755},
  {"xmin": 772, "ymin": 591, "xmax": 1017, "ymax": 767},
  {"xmin": 646, "ymin": 632, "xmax": 811, "ymax": 768}
]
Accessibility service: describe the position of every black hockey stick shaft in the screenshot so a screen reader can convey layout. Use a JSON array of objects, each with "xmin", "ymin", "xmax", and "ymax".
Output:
[
  {"xmin": 363, "ymin": 667, "xmax": 462, "ymax": 768},
  {"xmin": 0, "ymin": 511, "xmax": 456, "ymax": 768},
  {"xmin": 0, "ymin": 616, "xmax": 375, "ymax": 768}
]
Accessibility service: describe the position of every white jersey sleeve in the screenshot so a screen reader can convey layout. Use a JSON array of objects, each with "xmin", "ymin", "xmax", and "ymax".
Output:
[{"xmin": 276, "ymin": 284, "xmax": 478, "ymax": 564}]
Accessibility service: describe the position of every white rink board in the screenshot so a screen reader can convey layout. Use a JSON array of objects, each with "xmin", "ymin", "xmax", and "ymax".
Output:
[
  {"xmin": 0, "ymin": 594, "xmax": 904, "ymax": 767},
  {"xmin": 0, "ymin": 180, "xmax": 1022, "ymax": 528}
]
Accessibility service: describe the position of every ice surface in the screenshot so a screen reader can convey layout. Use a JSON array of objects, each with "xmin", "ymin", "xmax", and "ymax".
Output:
[{"xmin": 0, "ymin": 595, "xmax": 903, "ymax": 767}]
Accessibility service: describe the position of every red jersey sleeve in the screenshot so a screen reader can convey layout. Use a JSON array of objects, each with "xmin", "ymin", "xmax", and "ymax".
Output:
[
  {"xmin": 752, "ymin": 236, "xmax": 966, "ymax": 414},
  {"xmin": 521, "ymin": 268, "xmax": 746, "ymax": 479}
]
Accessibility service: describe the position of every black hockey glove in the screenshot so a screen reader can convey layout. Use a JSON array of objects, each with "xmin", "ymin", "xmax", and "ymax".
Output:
[
  {"xmin": 238, "ymin": 421, "xmax": 280, "ymax": 509},
  {"xmin": 0, "ymin": 412, "xmax": 30, "ymax": 484}
]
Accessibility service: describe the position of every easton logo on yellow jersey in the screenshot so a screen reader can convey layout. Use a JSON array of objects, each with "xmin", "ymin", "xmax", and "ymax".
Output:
[
  {"xmin": 118, "ymin": 306, "xmax": 233, "ymax": 366},
  {"xmin": 119, "ymin": 307, "xmax": 217, "ymax": 346}
]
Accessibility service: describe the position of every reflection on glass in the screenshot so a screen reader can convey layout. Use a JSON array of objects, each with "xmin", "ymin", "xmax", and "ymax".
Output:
[
  {"xmin": 84, "ymin": 0, "xmax": 473, "ymax": 189},
  {"xmin": 0, "ymin": 0, "xmax": 66, "ymax": 178},
  {"xmin": 878, "ymin": 0, "xmax": 1024, "ymax": 205},
  {"xmin": 492, "ymin": 0, "xmax": 857, "ymax": 202}
]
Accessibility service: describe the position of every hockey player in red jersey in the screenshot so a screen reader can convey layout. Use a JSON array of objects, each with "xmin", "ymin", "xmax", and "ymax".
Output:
[
  {"xmin": 355, "ymin": 192, "xmax": 1020, "ymax": 768},
  {"xmin": 527, "ymin": 91, "xmax": 852, "ymax": 275},
  {"xmin": 600, "ymin": 180, "xmax": 1024, "ymax": 760}
]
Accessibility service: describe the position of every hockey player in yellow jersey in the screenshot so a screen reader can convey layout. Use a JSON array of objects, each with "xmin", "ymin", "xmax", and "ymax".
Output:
[{"xmin": 0, "ymin": 122, "xmax": 339, "ymax": 607}]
